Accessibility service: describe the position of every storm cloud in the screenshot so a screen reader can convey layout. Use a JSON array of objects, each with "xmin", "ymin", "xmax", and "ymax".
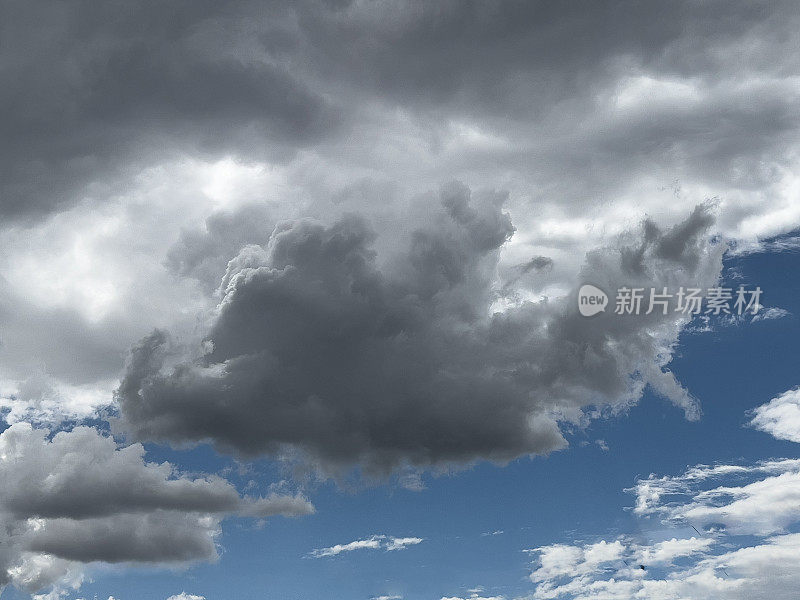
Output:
[{"xmin": 117, "ymin": 185, "xmax": 723, "ymax": 474}]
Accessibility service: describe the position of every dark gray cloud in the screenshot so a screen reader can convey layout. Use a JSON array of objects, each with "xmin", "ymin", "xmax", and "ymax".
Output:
[
  {"xmin": 0, "ymin": 1, "xmax": 795, "ymax": 399},
  {"xmin": 3, "ymin": 0, "xmax": 799, "ymax": 225},
  {"xmin": 117, "ymin": 185, "xmax": 723, "ymax": 475},
  {"xmin": 274, "ymin": 0, "xmax": 800, "ymax": 214},
  {"xmin": 25, "ymin": 512, "xmax": 221, "ymax": 565},
  {"xmin": 0, "ymin": 423, "xmax": 313, "ymax": 590},
  {"xmin": 0, "ymin": 0, "xmax": 339, "ymax": 221},
  {"xmin": 0, "ymin": 425, "xmax": 241, "ymax": 520}
]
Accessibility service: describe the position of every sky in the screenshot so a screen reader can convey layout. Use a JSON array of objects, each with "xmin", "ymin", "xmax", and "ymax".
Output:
[{"xmin": 1, "ymin": 1, "xmax": 800, "ymax": 599}]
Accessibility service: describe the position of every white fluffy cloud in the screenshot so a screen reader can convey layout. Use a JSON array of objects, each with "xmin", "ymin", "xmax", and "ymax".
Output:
[
  {"xmin": 749, "ymin": 388, "xmax": 800, "ymax": 443},
  {"xmin": 441, "ymin": 595, "xmax": 504, "ymax": 600},
  {"xmin": 528, "ymin": 455, "xmax": 800, "ymax": 599},
  {"xmin": 632, "ymin": 458, "xmax": 800, "ymax": 535}
]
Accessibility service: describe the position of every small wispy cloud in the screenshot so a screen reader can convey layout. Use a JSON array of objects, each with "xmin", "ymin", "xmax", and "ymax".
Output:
[
  {"xmin": 728, "ymin": 235, "xmax": 800, "ymax": 256},
  {"xmin": 385, "ymin": 536, "xmax": 424, "ymax": 551},
  {"xmin": 440, "ymin": 594, "xmax": 505, "ymax": 600},
  {"xmin": 751, "ymin": 307, "xmax": 791, "ymax": 322},
  {"xmin": 309, "ymin": 535, "xmax": 423, "ymax": 558}
]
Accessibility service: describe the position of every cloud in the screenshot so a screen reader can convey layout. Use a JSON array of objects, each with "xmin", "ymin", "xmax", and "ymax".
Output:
[
  {"xmin": 384, "ymin": 537, "xmax": 423, "ymax": 551},
  {"xmin": 2, "ymin": 0, "xmax": 800, "ymax": 471},
  {"xmin": 309, "ymin": 536, "xmax": 384, "ymax": 558},
  {"xmin": 5, "ymin": 0, "xmax": 800, "ymax": 236},
  {"xmin": 0, "ymin": 423, "xmax": 313, "ymax": 595},
  {"xmin": 1, "ymin": 1, "xmax": 800, "ymax": 598},
  {"xmin": 751, "ymin": 307, "xmax": 791, "ymax": 322},
  {"xmin": 728, "ymin": 233, "xmax": 800, "ymax": 256},
  {"xmin": 632, "ymin": 457, "xmax": 800, "ymax": 536},
  {"xmin": 166, "ymin": 594, "xmax": 205, "ymax": 600},
  {"xmin": 441, "ymin": 595, "xmax": 504, "ymax": 600},
  {"xmin": 116, "ymin": 188, "xmax": 723, "ymax": 476},
  {"xmin": 0, "ymin": 0, "xmax": 340, "ymax": 223},
  {"xmin": 166, "ymin": 203, "xmax": 275, "ymax": 292},
  {"xmin": 527, "ymin": 457, "xmax": 800, "ymax": 599},
  {"xmin": 749, "ymin": 388, "xmax": 800, "ymax": 443},
  {"xmin": 309, "ymin": 535, "xmax": 422, "ymax": 558},
  {"xmin": 238, "ymin": 492, "xmax": 315, "ymax": 518}
]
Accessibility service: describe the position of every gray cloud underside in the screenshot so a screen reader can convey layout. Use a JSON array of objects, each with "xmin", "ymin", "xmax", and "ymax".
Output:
[
  {"xmin": 2, "ymin": 0, "xmax": 797, "ymax": 407},
  {"xmin": 0, "ymin": 0, "xmax": 339, "ymax": 222},
  {"xmin": 117, "ymin": 185, "xmax": 723, "ymax": 474},
  {"xmin": 2, "ymin": 0, "xmax": 799, "ymax": 226},
  {"xmin": 0, "ymin": 423, "xmax": 313, "ymax": 590}
]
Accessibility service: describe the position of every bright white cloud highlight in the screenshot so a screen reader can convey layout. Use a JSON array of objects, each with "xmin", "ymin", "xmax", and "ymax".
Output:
[
  {"xmin": 529, "ymin": 456, "xmax": 800, "ymax": 599},
  {"xmin": 749, "ymin": 388, "xmax": 800, "ymax": 443}
]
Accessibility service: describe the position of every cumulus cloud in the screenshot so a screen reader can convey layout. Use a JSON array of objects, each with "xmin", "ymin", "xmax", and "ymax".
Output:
[
  {"xmin": 441, "ymin": 595, "xmax": 504, "ymax": 600},
  {"xmin": 166, "ymin": 594, "xmax": 206, "ymax": 600},
  {"xmin": 749, "ymin": 388, "xmax": 800, "ymax": 442},
  {"xmin": 0, "ymin": 423, "xmax": 313, "ymax": 596},
  {"xmin": 632, "ymin": 457, "xmax": 800, "ymax": 536},
  {"xmin": 1, "ymin": 0, "xmax": 799, "ymax": 437},
  {"xmin": 166, "ymin": 203, "xmax": 276, "ymax": 292},
  {"xmin": 2, "ymin": 0, "xmax": 799, "ymax": 457},
  {"xmin": 309, "ymin": 534, "xmax": 422, "ymax": 558},
  {"xmin": 527, "ymin": 457, "xmax": 800, "ymax": 599},
  {"xmin": 116, "ymin": 186, "xmax": 722, "ymax": 475}
]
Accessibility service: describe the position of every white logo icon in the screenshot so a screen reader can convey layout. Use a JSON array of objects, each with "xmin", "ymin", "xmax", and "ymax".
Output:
[{"xmin": 578, "ymin": 284, "xmax": 608, "ymax": 317}]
